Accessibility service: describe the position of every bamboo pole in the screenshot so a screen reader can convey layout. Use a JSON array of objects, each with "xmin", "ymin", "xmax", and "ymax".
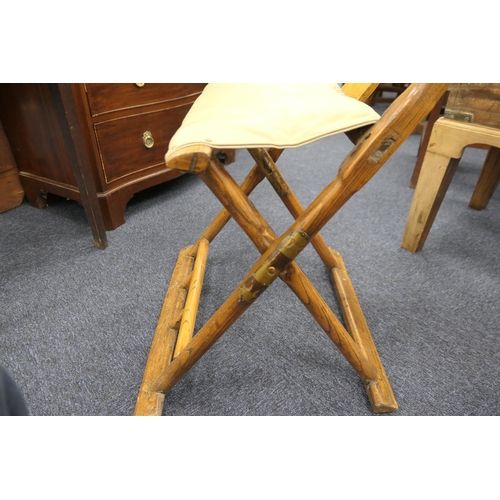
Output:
[
  {"xmin": 134, "ymin": 246, "xmax": 194, "ymax": 416},
  {"xmin": 341, "ymin": 83, "xmax": 379, "ymax": 102},
  {"xmin": 248, "ymin": 147, "xmax": 340, "ymax": 269},
  {"xmin": 173, "ymin": 238, "xmax": 209, "ymax": 357},
  {"xmin": 187, "ymin": 149, "xmax": 284, "ymax": 257},
  {"xmin": 329, "ymin": 249, "xmax": 397, "ymax": 410},
  {"xmin": 248, "ymin": 148, "xmax": 397, "ymax": 410}
]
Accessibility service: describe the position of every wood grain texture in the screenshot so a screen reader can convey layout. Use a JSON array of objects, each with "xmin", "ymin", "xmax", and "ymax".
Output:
[
  {"xmin": 0, "ymin": 120, "xmax": 24, "ymax": 213},
  {"xmin": 0, "ymin": 84, "xmax": 209, "ymax": 233},
  {"xmin": 469, "ymin": 146, "xmax": 500, "ymax": 210},
  {"xmin": 295, "ymin": 84, "xmax": 449, "ymax": 239},
  {"xmin": 330, "ymin": 249, "xmax": 397, "ymax": 411},
  {"xmin": 85, "ymin": 83, "xmax": 206, "ymax": 116},
  {"xmin": 0, "ymin": 84, "xmax": 79, "ymax": 186},
  {"xmin": 199, "ymin": 157, "xmax": 381, "ymax": 382},
  {"xmin": 57, "ymin": 84, "xmax": 108, "ymax": 249},
  {"xmin": 403, "ymin": 117, "xmax": 500, "ymax": 252},
  {"xmin": 248, "ymin": 148, "xmax": 396, "ymax": 410},
  {"xmin": 428, "ymin": 119, "xmax": 500, "ymax": 158},
  {"xmin": 134, "ymin": 246, "xmax": 194, "ymax": 416},
  {"xmin": 402, "ymin": 153, "xmax": 460, "ymax": 253},
  {"xmin": 249, "ymin": 147, "xmax": 339, "ymax": 269},
  {"xmin": 410, "ymin": 89, "xmax": 449, "ymax": 188},
  {"xmin": 95, "ymin": 104, "xmax": 196, "ymax": 183},
  {"xmin": 445, "ymin": 84, "xmax": 500, "ymax": 128},
  {"xmin": 341, "ymin": 83, "xmax": 379, "ymax": 102},
  {"xmin": 165, "ymin": 144, "xmax": 213, "ymax": 174},
  {"xmin": 173, "ymin": 238, "xmax": 209, "ymax": 357}
]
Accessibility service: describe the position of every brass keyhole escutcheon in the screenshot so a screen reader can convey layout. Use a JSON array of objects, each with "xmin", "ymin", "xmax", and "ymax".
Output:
[{"xmin": 142, "ymin": 131, "xmax": 154, "ymax": 149}]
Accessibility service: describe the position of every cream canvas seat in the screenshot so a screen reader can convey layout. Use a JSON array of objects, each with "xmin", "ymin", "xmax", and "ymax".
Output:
[
  {"xmin": 166, "ymin": 84, "xmax": 380, "ymax": 157},
  {"xmin": 135, "ymin": 82, "xmax": 448, "ymax": 416}
]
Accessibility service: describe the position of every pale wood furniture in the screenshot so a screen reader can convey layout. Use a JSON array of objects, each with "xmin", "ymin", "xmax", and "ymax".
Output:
[
  {"xmin": 134, "ymin": 83, "xmax": 448, "ymax": 416},
  {"xmin": 409, "ymin": 88, "xmax": 449, "ymax": 188},
  {"xmin": 409, "ymin": 87, "xmax": 490, "ymax": 189},
  {"xmin": 402, "ymin": 84, "xmax": 500, "ymax": 253},
  {"xmin": 0, "ymin": 84, "xmax": 221, "ymax": 246}
]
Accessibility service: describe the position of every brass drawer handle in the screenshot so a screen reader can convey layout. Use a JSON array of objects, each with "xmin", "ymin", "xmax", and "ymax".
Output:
[
  {"xmin": 135, "ymin": 83, "xmax": 145, "ymax": 88},
  {"xmin": 142, "ymin": 131, "xmax": 154, "ymax": 149}
]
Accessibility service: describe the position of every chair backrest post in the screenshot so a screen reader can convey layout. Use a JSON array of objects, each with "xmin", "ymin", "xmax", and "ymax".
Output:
[{"xmin": 341, "ymin": 83, "xmax": 379, "ymax": 102}]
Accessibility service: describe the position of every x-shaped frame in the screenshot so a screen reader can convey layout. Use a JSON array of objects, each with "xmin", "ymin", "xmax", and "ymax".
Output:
[{"xmin": 134, "ymin": 83, "xmax": 448, "ymax": 415}]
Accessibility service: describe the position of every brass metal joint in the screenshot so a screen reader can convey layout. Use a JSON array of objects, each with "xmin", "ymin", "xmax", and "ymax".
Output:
[
  {"xmin": 249, "ymin": 148, "xmax": 290, "ymax": 197},
  {"xmin": 367, "ymin": 130, "xmax": 400, "ymax": 165},
  {"xmin": 279, "ymin": 230, "xmax": 310, "ymax": 260},
  {"xmin": 239, "ymin": 230, "xmax": 310, "ymax": 303}
]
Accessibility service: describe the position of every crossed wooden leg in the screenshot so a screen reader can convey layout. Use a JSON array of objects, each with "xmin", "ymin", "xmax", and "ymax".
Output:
[
  {"xmin": 135, "ymin": 152, "xmax": 395, "ymax": 414},
  {"xmin": 134, "ymin": 83, "xmax": 448, "ymax": 415}
]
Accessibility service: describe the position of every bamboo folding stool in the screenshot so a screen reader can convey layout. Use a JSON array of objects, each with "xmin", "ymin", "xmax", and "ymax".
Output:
[{"xmin": 135, "ymin": 83, "xmax": 448, "ymax": 415}]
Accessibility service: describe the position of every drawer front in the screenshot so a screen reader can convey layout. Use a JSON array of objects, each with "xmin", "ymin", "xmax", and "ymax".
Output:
[
  {"xmin": 85, "ymin": 83, "xmax": 206, "ymax": 116},
  {"xmin": 94, "ymin": 103, "xmax": 193, "ymax": 184}
]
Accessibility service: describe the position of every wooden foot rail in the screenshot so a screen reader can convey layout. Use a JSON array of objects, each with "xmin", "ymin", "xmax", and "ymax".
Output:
[
  {"xmin": 135, "ymin": 243, "xmax": 207, "ymax": 416},
  {"xmin": 173, "ymin": 238, "xmax": 209, "ymax": 357}
]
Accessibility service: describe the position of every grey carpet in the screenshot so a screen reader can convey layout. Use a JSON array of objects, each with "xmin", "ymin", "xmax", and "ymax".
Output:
[{"xmin": 1, "ymin": 128, "xmax": 498, "ymax": 416}]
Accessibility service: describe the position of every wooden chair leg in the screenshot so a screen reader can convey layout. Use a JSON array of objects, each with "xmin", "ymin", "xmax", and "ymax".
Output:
[
  {"xmin": 248, "ymin": 148, "xmax": 338, "ymax": 269},
  {"xmin": 401, "ymin": 151, "xmax": 460, "ymax": 252},
  {"xmin": 187, "ymin": 149, "xmax": 284, "ymax": 253},
  {"xmin": 199, "ymin": 155, "xmax": 394, "ymax": 411},
  {"xmin": 247, "ymin": 148, "xmax": 397, "ymax": 409},
  {"xmin": 469, "ymin": 146, "xmax": 500, "ymax": 210},
  {"xmin": 409, "ymin": 90, "xmax": 449, "ymax": 189}
]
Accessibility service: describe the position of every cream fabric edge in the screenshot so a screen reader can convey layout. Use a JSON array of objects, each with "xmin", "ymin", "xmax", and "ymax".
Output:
[{"xmin": 165, "ymin": 84, "xmax": 380, "ymax": 164}]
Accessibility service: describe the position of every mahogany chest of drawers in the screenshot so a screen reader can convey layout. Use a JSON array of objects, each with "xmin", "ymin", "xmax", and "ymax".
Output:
[{"xmin": 0, "ymin": 83, "xmax": 226, "ymax": 232}]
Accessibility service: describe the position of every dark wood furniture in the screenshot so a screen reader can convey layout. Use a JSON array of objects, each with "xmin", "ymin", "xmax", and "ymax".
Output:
[
  {"xmin": 0, "ymin": 117, "xmax": 24, "ymax": 213},
  {"xmin": 0, "ymin": 84, "xmax": 223, "ymax": 245},
  {"xmin": 367, "ymin": 83, "xmax": 409, "ymax": 105}
]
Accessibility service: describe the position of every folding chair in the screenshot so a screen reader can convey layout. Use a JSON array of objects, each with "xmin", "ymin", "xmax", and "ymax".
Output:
[{"xmin": 134, "ymin": 83, "xmax": 448, "ymax": 415}]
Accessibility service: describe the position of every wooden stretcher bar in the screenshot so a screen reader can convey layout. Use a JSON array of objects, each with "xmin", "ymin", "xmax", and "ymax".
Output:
[
  {"xmin": 173, "ymin": 238, "xmax": 209, "ymax": 357},
  {"xmin": 135, "ymin": 239, "xmax": 208, "ymax": 415}
]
